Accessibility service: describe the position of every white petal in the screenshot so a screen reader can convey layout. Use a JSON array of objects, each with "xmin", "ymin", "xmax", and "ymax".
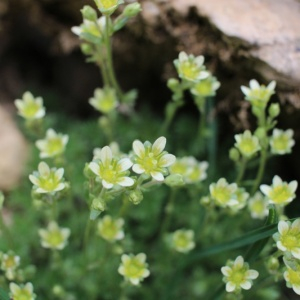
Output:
[
  {"xmin": 132, "ymin": 164, "xmax": 145, "ymax": 174},
  {"xmin": 178, "ymin": 51, "xmax": 188, "ymax": 61},
  {"xmin": 292, "ymin": 249, "xmax": 300, "ymax": 259},
  {"xmin": 133, "ymin": 140, "xmax": 145, "ymax": 158},
  {"xmin": 152, "ymin": 136, "xmax": 166, "ymax": 155},
  {"xmin": 143, "ymin": 269, "xmax": 150, "ymax": 278},
  {"xmin": 234, "ymin": 256, "xmax": 244, "ymax": 268},
  {"xmin": 221, "ymin": 266, "xmax": 232, "ymax": 276},
  {"xmin": 100, "ymin": 146, "xmax": 112, "ymax": 164},
  {"xmin": 241, "ymin": 86, "xmax": 250, "ymax": 96},
  {"xmin": 24, "ymin": 282, "xmax": 34, "ymax": 293},
  {"xmin": 277, "ymin": 241, "xmax": 287, "ymax": 251},
  {"xmin": 121, "ymin": 254, "xmax": 130, "ymax": 263},
  {"xmin": 130, "ymin": 278, "xmax": 140, "ymax": 285},
  {"xmin": 151, "ymin": 171, "xmax": 164, "ymax": 181},
  {"xmin": 71, "ymin": 26, "xmax": 82, "ymax": 36},
  {"xmin": 102, "ymin": 180, "xmax": 113, "ymax": 189},
  {"xmin": 10, "ymin": 282, "xmax": 20, "ymax": 294},
  {"xmin": 249, "ymin": 79, "xmax": 260, "ymax": 89},
  {"xmin": 273, "ymin": 175, "xmax": 282, "ymax": 186},
  {"xmin": 260, "ymin": 185, "xmax": 271, "ymax": 196},
  {"xmin": 38, "ymin": 162, "xmax": 50, "ymax": 176},
  {"xmin": 117, "ymin": 177, "xmax": 134, "ymax": 187},
  {"xmin": 226, "ymin": 282, "xmax": 236, "ymax": 292},
  {"xmin": 246, "ymin": 270, "xmax": 259, "ymax": 279},
  {"xmin": 240, "ymin": 281, "xmax": 251, "ymax": 290},
  {"xmin": 55, "ymin": 168, "xmax": 64, "ymax": 180},
  {"xmin": 278, "ymin": 220, "xmax": 289, "ymax": 235},
  {"xmin": 267, "ymin": 80, "xmax": 276, "ymax": 91},
  {"xmin": 117, "ymin": 158, "xmax": 133, "ymax": 171},
  {"xmin": 89, "ymin": 162, "xmax": 100, "ymax": 175},
  {"xmin": 292, "ymin": 219, "xmax": 300, "ymax": 230},
  {"xmin": 136, "ymin": 253, "xmax": 146, "ymax": 263},
  {"xmin": 29, "ymin": 175, "xmax": 40, "ymax": 186},
  {"xmin": 289, "ymin": 181, "xmax": 298, "ymax": 193},
  {"xmin": 47, "ymin": 128, "xmax": 56, "ymax": 137},
  {"xmin": 159, "ymin": 154, "xmax": 176, "ymax": 167},
  {"xmin": 55, "ymin": 183, "xmax": 65, "ymax": 192},
  {"xmin": 293, "ymin": 284, "xmax": 300, "ymax": 295}
]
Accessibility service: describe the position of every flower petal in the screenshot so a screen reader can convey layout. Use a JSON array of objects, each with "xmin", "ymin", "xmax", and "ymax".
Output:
[
  {"xmin": 160, "ymin": 154, "xmax": 176, "ymax": 167},
  {"xmin": 117, "ymin": 177, "xmax": 134, "ymax": 187},
  {"xmin": 151, "ymin": 171, "xmax": 164, "ymax": 181},
  {"xmin": 132, "ymin": 164, "xmax": 145, "ymax": 174},
  {"xmin": 226, "ymin": 281, "xmax": 236, "ymax": 292},
  {"xmin": 117, "ymin": 158, "xmax": 133, "ymax": 172},
  {"xmin": 152, "ymin": 136, "xmax": 166, "ymax": 155},
  {"xmin": 100, "ymin": 146, "xmax": 112, "ymax": 164},
  {"xmin": 221, "ymin": 266, "xmax": 232, "ymax": 276},
  {"xmin": 240, "ymin": 280, "xmax": 251, "ymax": 290},
  {"xmin": 278, "ymin": 220, "xmax": 289, "ymax": 235},
  {"xmin": 133, "ymin": 140, "xmax": 145, "ymax": 158}
]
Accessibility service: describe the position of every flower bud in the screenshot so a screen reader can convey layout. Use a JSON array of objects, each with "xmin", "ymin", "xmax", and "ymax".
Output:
[
  {"xmin": 268, "ymin": 103, "xmax": 280, "ymax": 118},
  {"xmin": 81, "ymin": 5, "xmax": 98, "ymax": 21},
  {"xmin": 254, "ymin": 127, "xmax": 267, "ymax": 140},
  {"xmin": 164, "ymin": 174, "xmax": 185, "ymax": 187},
  {"xmin": 80, "ymin": 43, "xmax": 93, "ymax": 56},
  {"xmin": 167, "ymin": 78, "xmax": 180, "ymax": 91},
  {"xmin": 127, "ymin": 189, "xmax": 143, "ymax": 205},
  {"xmin": 265, "ymin": 256, "xmax": 280, "ymax": 275},
  {"xmin": 229, "ymin": 147, "xmax": 240, "ymax": 162},
  {"xmin": 123, "ymin": 3, "xmax": 142, "ymax": 18},
  {"xmin": 90, "ymin": 197, "xmax": 106, "ymax": 220}
]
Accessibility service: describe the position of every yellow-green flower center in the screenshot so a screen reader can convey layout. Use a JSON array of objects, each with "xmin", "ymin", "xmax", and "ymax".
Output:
[
  {"xmin": 273, "ymin": 136, "xmax": 289, "ymax": 151},
  {"xmin": 83, "ymin": 23, "xmax": 101, "ymax": 37},
  {"xmin": 193, "ymin": 80, "xmax": 213, "ymax": 96},
  {"xmin": 229, "ymin": 270, "xmax": 245, "ymax": 285},
  {"xmin": 100, "ymin": 221, "xmax": 119, "ymax": 240},
  {"xmin": 212, "ymin": 187, "xmax": 232, "ymax": 204},
  {"xmin": 100, "ymin": 0, "xmax": 118, "ymax": 9},
  {"xmin": 188, "ymin": 168, "xmax": 202, "ymax": 182},
  {"xmin": 3, "ymin": 256, "xmax": 17, "ymax": 269},
  {"xmin": 281, "ymin": 231, "xmax": 300, "ymax": 249},
  {"xmin": 287, "ymin": 268, "xmax": 300, "ymax": 285},
  {"xmin": 23, "ymin": 102, "xmax": 40, "ymax": 118},
  {"xmin": 251, "ymin": 201, "xmax": 264, "ymax": 213},
  {"xmin": 38, "ymin": 174, "xmax": 60, "ymax": 191},
  {"xmin": 269, "ymin": 185, "xmax": 292, "ymax": 204},
  {"xmin": 239, "ymin": 139, "xmax": 257, "ymax": 156},
  {"xmin": 125, "ymin": 259, "xmax": 145, "ymax": 278},
  {"xmin": 174, "ymin": 233, "xmax": 190, "ymax": 248},
  {"xmin": 169, "ymin": 162, "xmax": 187, "ymax": 175},
  {"xmin": 45, "ymin": 230, "xmax": 65, "ymax": 247},
  {"xmin": 46, "ymin": 138, "xmax": 64, "ymax": 155},
  {"xmin": 180, "ymin": 62, "xmax": 199, "ymax": 81}
]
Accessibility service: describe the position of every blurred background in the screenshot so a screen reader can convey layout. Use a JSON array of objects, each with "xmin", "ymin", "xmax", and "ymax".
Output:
[{"xmin": 0, "ymin": 0, "xmax": 300, "ymax": 203}]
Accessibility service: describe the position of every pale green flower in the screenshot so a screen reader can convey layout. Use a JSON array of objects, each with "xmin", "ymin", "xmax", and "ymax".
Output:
[
  {"xmin": 71, "ymin": 16, "xmax": 106, "ymax": 38},
  {"xmin": 171, "ymin": 229, "xmax": 195, "ymax": 253},
  {"xmin": 209, "ymin": 178, "xmax": 238, "ymax": 207},
  {"xmin": 174, "ymin": 51, "xmax": 209, "ymax": 82},
  {"xmin": 118, "ymin": 253, "xmax": 150, "ymax": 285},
  {"xmin": 230, "ymin": 188, "xmax": 249, "ymax": 212},
  {"xmin": 36, "ymin": 129, "xmax": 68, "ymax": 159},
  {"xmin": 191, "ymin": 74, "xmax": 220, "ymax": 97},
  {"xmin": 14, "ymin": 91, "xmax": 45, "ymax": 120},
  {"xmin": 93, "ymin": 142, "xmax": 122, "ymax": 159},
  {"xmin": 241, "ymin": 79, "xmax": 276, "ymax": 108},
  {"xmin": 89, "ymin": 87, "xmax": 118, "ymax": 114},
  {"xmin": 89, "ymin": 146, "xmax": 134, "ymax": 189},
  {"xmin": 132, "ymin": 136, "xmax": 176, "ymax": 181},
  {"xmin": 97, "ymin": 215, "xmax": 124, "ymax": 242},
  {"xmin": 283, "ymin": 257, "xmax": 300, "ymax": 296},
  {"xmin": 270, "ymin": 129, "xmax": 295, "ymax": 155},
  {"xmin": 221, "ymin": 256, "xmax": 259, "ymax": 293},
  {"xmin": 248, "ymin": 192, "xmax": 269, "ymax": 219},
  {"xmin": 234, "ymin": 130, "xmax": 261, "ymax": 158},
  {"xmin": 38, "ymin": 221, "xmax": 71, "ymax": 250},
  {"xmin": 260, "ymin": 175, "xmax": 298, "ymax": 206},
  {"xmin": 9, "ymin": 282, "xmax": 36, "ymax": 300},
  {"xmin": 29, "ymin": 161, "xmax": 66, "ymax": 194},
  {"xmin": 169, "ymin": 156, "xmax": 208, "ymax": 184},
  {"xmin": 1, "ymin": 252, "xmax": 20, "ymax": 280},
  {"xmin": 273, "ymin": 219, "xmax": 300, "ymax": 259},
  {"xmin": 29, "ymin": 162, "xmax": 66, "ymax": 194},
  {"xmin": 94, "ymin": 0, "xmax": 124, "ymax": 15}
]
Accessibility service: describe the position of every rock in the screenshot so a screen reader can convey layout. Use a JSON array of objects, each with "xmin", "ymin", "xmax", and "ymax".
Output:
[{"xmin": 0, "ymin": 105, "xmax": 28, "ymax": 191}]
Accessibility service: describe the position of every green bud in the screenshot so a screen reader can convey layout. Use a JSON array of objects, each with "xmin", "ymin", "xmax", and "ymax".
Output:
[
  {"xmin": 265, "ymin": 256, "xmax": 280, "ymax": 274},
  {"xmin": 53, "ymin": 285, "xmax": 66, "ymax": 297},
  {"xmin": 199, "ymin": 196, "xmax": 212, "ymax": 208},
  {"xmin": 254, "ymin": 127, "xmax": 266, "ymax": 140},
  {"xmin": 123, "ymin": 3, "xmax": 142, "ymax": 18},
  {"xmin": 229, "ymin": 148, "xmax": 240, "ymax": 162},
  {"xmin": 99, "ymin": 116, "xmax": 109, "ymax": 128},
  {"xmin": 127, "ymin": 189, "xmax": 143, "ymax": 205},
  {"xmin": 80, "ymin": 43, "xmax": 93, "ymax": 56},
  {"xmin": 268, "ymin": 103, "xmax": 280, "ymax": 118},
  {"xmin": 0, "ymin": 192, "xmax": 4, "ymax": 210},
  {"xmin": 167, "ymin": 78, "xmax": 180, "ymax": 91},
  {"xmin": 90, "ymin": 197, "xmax": 106, "ymax": 219},
  {"xmin": 81, "ymin": 5, "xmax": 98, "ymax": 21},
  {"xmin": 164, "ymin": 174, "xmax": 185, "ymax": 187},
  {"xmin": 251, "ymin": 105, "xmax": 263, "ymax": 119}
]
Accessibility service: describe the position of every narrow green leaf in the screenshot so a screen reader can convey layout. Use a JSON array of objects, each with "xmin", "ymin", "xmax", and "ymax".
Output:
[{"xmin": 0, "ymin": 288, "xmax": 10, "ymax": 300}]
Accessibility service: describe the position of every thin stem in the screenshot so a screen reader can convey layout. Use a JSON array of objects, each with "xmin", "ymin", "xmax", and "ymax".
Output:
[
  {"xmin": 251, "ymin": 149, "xmax": 267, "ymax": 195},
  {"xmin": 104, "ymin": 15, "xmax": 124, "ymax": 101},
  {"xmin": 83, "ymin": 218, "xmax": 94, "ymax": 252},
  {"xmin": 95, "ymin": 45, "xmax": 110, "ymax": 87},
  {"xmin": 119, "ymin": 198, "xmax": 130, "ymax": 218},
  {"xmin": 235, "ymin": 157, "xmax": 248, "ymax": 185},
  {"xmin": 0, "ymin": 213, "xmax": 15, "ymax": 248}
]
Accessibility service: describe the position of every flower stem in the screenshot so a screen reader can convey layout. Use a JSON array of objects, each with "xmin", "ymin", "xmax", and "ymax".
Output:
[
  {"xmin": 251, "ymin": 149, "xmax": 267, "ymax": 195},
  {"xmin": 0, "ymin": 212, "xmax": 15, "ymax": 248},
  {"xmin": 235, "ymin": 157, "xmax": 248, "ymax": 185}
]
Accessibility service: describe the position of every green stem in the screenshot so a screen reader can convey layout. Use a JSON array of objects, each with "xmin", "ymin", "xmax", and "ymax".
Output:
[
  {"xmin": 235, "ymin": 157, "xmax": 247, "ymax": 185},
  {"xmin": 0, "ymin": 213, "xmax": 15, "ymax": 248},
  {"xmin": 95, "ymin": 45, "xmax": 110, "ymax": 87},
  {"xmin": 119, "ymin": 198, "xmax": 130, "ymax": 218},
  {"xmin": 251, "ymin": 148, "xmax": 267, "ymax": 195},
  {"xmin": 104, "ymin": 15, "xmax": 124, "ymax": 101},
  {"xmin": 83, "ymin": 218, "xmax": 94, "ymax": 252}
]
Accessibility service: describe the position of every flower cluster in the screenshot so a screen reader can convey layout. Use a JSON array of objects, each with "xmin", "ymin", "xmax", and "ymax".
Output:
[{"xmin": 221, "ymin": 256, "xmax": 259, "ymax": 293}]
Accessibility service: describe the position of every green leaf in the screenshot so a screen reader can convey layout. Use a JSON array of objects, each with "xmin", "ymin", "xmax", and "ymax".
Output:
[{"xmin": 0, "ymin": 288, "xmax": 10, "ymax": 300}]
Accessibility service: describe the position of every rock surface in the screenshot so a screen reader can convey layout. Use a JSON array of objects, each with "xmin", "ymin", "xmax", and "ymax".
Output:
[{"xmin": 0, "ymin": 106, "xmax": 28, "ymax": 191}]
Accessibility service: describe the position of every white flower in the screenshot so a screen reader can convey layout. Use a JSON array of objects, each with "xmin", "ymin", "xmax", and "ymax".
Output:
[
  {"xmin": 9, "ymin": 282, "xmax": 36, "ymax": 300},
  {"xmin": 71, "ymin": 17, "xmax": 106, "ymax": 38},
  {"xmin": 260, "ymin": 175, "xmax": 297, "ymax": 206},
  {"xmin": 190, "ymin": 74, "xmax": 220, "ymax": 97},
  {"xmin": 14, "ymin": 91, "xmax": 45, "ymax": 120},
  {"xmin": 248, "ymin": 192, "xmax": 269, "ymax": 219},
  {"xmin": 270, "ymin": 129, "xmax": 295, "ymax": 155},
  {"xmin": 171, "ymin": 229, "xmax": 195, "ymax": 253},
  {"xmin": 97, "ymin": 215, "xmax": 124, "ymax": 242},
  {"xmin": 132, "ymin": 136, "xmax": 176, "ymax": 181},
  {"xmin": 174, "ymin": 51, "xmax": 209, "ymax": 82},
  {"xmin": 209, "ymin": 178, "xmax": 238, "ymax": 207},
  {"xmin": 36, "ymin": 129, "xmax": 68, "ymax": 158},
  {"xmin": 1, "ymin": 252, "xmax": 20, "ymax": 280},
  {"xmin": 89, "ymin": 87, "xmax": 118, "ymax": 114},
  {"xmin": 89, "ymin": 146, "xmax": 134, "ymax": 189},
  {"xmin": 273, "ymin": 220, "xmax": 300, "ymax": 259},
  {"xmin": 234, "ymin": 130, "xmax": 261, "ymax": 158},
  {"xmin": 284, "ymin": 265, "xmax": 300, "ymax": 295},
  {"xmin": 221, "ymin": 256, "xmax": 259, "ymax": 293},
  {"xmin": 38, "ymin": 221, "xmax": 71, "ymax": 250},
  {"xmin": 241, "ymin": 79, "xmax": 276, "ymax": 108},
  {"xmin": 230, "ymin": 188, "xmax": 249, "ymax": 212},
  {"xmin": 94, "ymin": 0, "xmax": 124, "ymax": 15},
  {"xmin": 118, "ymin": 253, "xmax": 150, "ymax": 285},
  {"xmin": 29, "ymin": 162, "xmax": 66, "ymax": 194},
  {"xmin": 93, "ymin": 142, "xmax": 123, "ymax": 159}
]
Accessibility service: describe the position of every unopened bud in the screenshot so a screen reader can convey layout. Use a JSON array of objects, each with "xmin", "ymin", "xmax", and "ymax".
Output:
[
  {"xmin": 123, "ymin": 3, "xmax": 142, "ymax": 18},
  {"xmin": 165, "ymin": 174, "xmax": 185, "ymax": 187},
  {"xmin": 229, "ymin": 148, "xmax": 240, "ymax": 162},
  {"xmin": 127, "ymin": 189, "xmax": 143, "ymax": 205},
  {"xmin": 80, "ymin": 43, "xmax": 93, "ymax": 56},
  {"xmin": 81, "ymin": 5, "xmax": 98, "ymax": 21},
  {"xmin": 268, "ymin": 103, "xmax": 280, "ymax": 118}
]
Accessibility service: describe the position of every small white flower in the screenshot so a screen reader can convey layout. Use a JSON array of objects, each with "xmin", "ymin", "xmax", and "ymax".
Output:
[
  {"xmin": 171, "ymin": 229, "xmax": 195, "ymax": 253},
  {"xmin": 209, "ymin": 178, "xmax": 238, "ymax": 207},
  {"xmin": 1, "ymin": 252, "xmax": 20, "ymax": 280},
  {"xmin": 94, "ymin": 0, "xmax": 124, "ymax": 15},
  {"xmin": 71, "ymin": 17, "xmax": 106, "ymax": 38},
  {"xmin": 273, "ymin": 219, "xmax": 300, "ymax": 259},
  {"xmin": 230, "ymin": 188, "xmax": 249, "ymax": 212},
  {"xmin": 234, "ymin": 130, "xmax": 261, "ymax": 158},
  {"xmin": 248, "ymin": 192, "xmax": 269, "ymax": 219},
  {"xmin": 190, "ymin": 74, "xmax": 220, "ymax": 97},
  {"xmin": 283, "ymin": 258, "xmax": 300, "ymax": 296},
  {"xmin": 14, "ymin": 91, "xmax": 45, "ymax": 120},
  {"xmin": 221, "ymin": 256, "xmax": 259, "ymax": 293},
  {"xmin": 97, "ymin": 215, "xmax": 124, "ymax": 242},
  {"xmin": 241, "ymin": 79, "xmax": 276, "ymax": 108},
  {"xmin": 118, "ymin": 253, "xmax": 150, "ymax": 285},
  {"xmin": 270, "ymin": 129, "xmax": 295, "ymax": 155},
  {"xmin": 89, "ymin": 87, "xmax": 118, "ymax": 114},
  {"xmin": 36, "ymin": 129, "xmax": 68, "ymax": 159},
  {"xmin": 260, "ymin": 175, "xmax": 297, "ymax": 206},
  {"xmin": 29, "ymin": 162, "xmax": 66, "ymax": 194},
  {"xmin": 132, "ymin": 136, "xmax": 176, "ymax": 181},
  {"xmin": 9, "ymin": 282, "xmax": 36, "ymax": 300},
  {"xmin": 93, "ymin": 142, "xmax": 123, "ymax": 159},
  {"xmin": 89, "ymin": 146, "xmax": 134, "ymax": 189},
  {"xmin": 174, "ymin": 51, "xmax": 209, "ymax": 82},
  {"xmin": 38, "ymin": 221, "xmax": 71, "ymax": 250}
]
